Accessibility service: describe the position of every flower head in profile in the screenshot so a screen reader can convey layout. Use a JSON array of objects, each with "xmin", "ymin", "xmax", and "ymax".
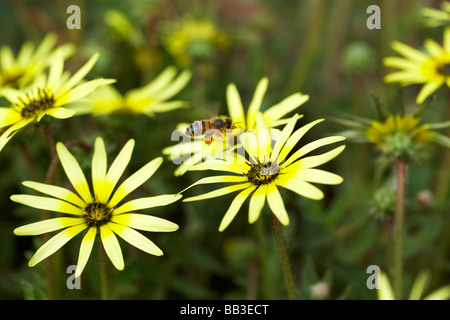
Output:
[
  {"xmin": 0, "ymin": 52, "xmax": 114, "ymax": 152},
  {"xmin": 422, "ymin": 1, "xmax": 450, "ymax": 28},
  {"xmin": 12, "ymin": 137, "xmax": 180, "ymax": 277},
  {"xmin": 163, "ymin": 16, "xmax": 229, "ymax": 66},
  {"xmin": 366, "ymin": 114, "xmax": 435, "ymax": 159},
  {"xmin": 335, "ymin": 111, "xmax": 450, "ymax": 163},
  {"xmin": 84, "ymin": 66, "xmax": 191, "ymax": 117},
  {"xmin": 383, "ymin": 27, "xmax": 450, "ymax": 104},
  {"xmin": 163, "ymin": 77, "xmax": 309, "ymax": 176},
  {"xmin": 182, "ymin": 113, "xmax": 345, "ymax": 231},
  {"xmin": 0, "ymin": 33, "xmax": 74, "ymax": 89}
]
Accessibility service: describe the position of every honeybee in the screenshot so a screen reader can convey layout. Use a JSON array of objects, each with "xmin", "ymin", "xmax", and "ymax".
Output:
[{"xmin": 185, "ymin": 117, "xmax": 236, "ymax": 144}]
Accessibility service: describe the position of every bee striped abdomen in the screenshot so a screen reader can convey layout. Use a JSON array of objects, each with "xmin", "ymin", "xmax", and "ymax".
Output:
[{"xmin": 186, "ymin": 120, "xmax": 209, "ymax": 136}]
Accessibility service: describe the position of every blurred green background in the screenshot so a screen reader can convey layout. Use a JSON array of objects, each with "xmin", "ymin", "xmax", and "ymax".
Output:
[{"xmin": 0, "ymin": 0, "xmax": 449, "ymax": 299}]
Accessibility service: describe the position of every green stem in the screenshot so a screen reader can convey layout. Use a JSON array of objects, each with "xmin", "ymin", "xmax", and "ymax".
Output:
[
  {"xmin": 384, "ymin": 216, "xmax": 394, "ymax": 275},
  {"xmin": 256, "ymin": 217, "xmax": 273, "ymax": 299},
  {"xmin": 285, "ymin": 0, "xmax": 325, "ymax": 94},
  {"xmin": 98, "ymin": 239, "xmax": 109, "ymax": 300},
  {"xmin": 271, "ymin": 213, "xmax": 298, "ymax": 300},
  {"xmin": 394, "ymin": 158, "xmax": 406, "ymax": 299}
]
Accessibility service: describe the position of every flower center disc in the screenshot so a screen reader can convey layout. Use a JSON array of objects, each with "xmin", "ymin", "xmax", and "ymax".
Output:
[
  {"xmin": 0, "ymin": 70, "xmax": 25, "ymax": 88},
  {"xmin": 84, "ymin": 201, "xmax": 112, "ymax": 227},
  {"xmin": 437, "ymin": 62, "xmax": 450, "ymax": 76},
  {"xmin": 18, "ymin": 89, "xmax": 55, "ymax": 118},
  {"xmin": 246, "ymin": 159, "xmax": 279, "ymax": 185}
]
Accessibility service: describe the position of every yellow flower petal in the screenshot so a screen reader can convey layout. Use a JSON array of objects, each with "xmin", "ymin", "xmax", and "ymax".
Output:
[
  {"xmin": 226, "ymin": 83, "xmax": 246, "ymax": 127},
  {"xmin": 0, "ymin": 107, "xmax": 21, "ymax": 128},
  {"xmin": 92, "ymin": 137, "xmax": 107, "ymax": 201},
  {"xmin": 423, "ymin": 286, "xmax": 450, "ymax": 300},
  {"xmin": 270, "ymin": 114, "xmax": 301, "ymax": 163},
  {"xmin": 22, "ymin": 180, "xmax": 86, "ymax": 207},
  {"xmin": 47, "ymin": 107, "xmax": 76, "ymax": 119},
  {"xmin": 28, "ymin": 224, "xmax": 87, "ymax": 267},
  {"xmin": 100, "ymin": 224, "xmax": 124, "ymax": 270},
  {"xmin": 75, "ymin": 226, "xmax": 96, "ymax": 278},
  {"xmin": 278, "ymin": 118, "xmax": 325, "ymax": 163},
  {"xmin": 0, "ymin": 87, "xmax": 21, "ymax": 103},
  {"xmin": 239, "ymin": 131, "xmax": 259, "ymax": 161},
  {"xmin": 219, "ymin": 185, "xmax": 255, "ymax": 231},
  {"xmin": 416, "ymin": 80, "xmax": 444, "ymax": 104},
  {"xmin": 60, "ymin": 52, "xmax": 100, "ymax": 94},
  {"xmin": 149, "ymin": 101, "xmax": 187, "ymax": 113},
  {"xmin": 102, "ymin": 139, "xmax": 135, "ymax": 203},
  {"xmin": 263, "ymin": 92, "xmax": 309, "ymax": 125},
  {"xmin": 255, "ymin": 113, "xmax": 272, "ymax": 160},
  {"xmin": 10, "ymin": 194, "xmax": 83, "ymax": 215},
  {"xmin": 297, "ymin": 145, "xmax": 346, "ymax": 169},
  {"xmin": 14, "ymin": 217, "xmax": 85, "ymax": 235},
  {"xmin": 277, "ymin": 178, "xmax": 324, "ymax": 200},
  {"xmin": 246, "ymin": 77, "xmax": 268, "ymax": 129},
  {"xmin": 424, "ymin": 39, "xmax": 444, "ymax": 58},
  {"xmin": 444, "ymin": 27, "xmax": 450, "ymax": 52},
  {"xmin": 56, "ymin": 142, "xmax": 93, "ymax": 203},
  {"xmin": 174, "ymin": 152, "xmax": 204, "ymax": 176},
  {"xmin": 293, "ymin": 168, "xmax": 343, "ymax": 185},
  {"xmin": 409, "ymin": 272, "xmax": 429, "ymax": 300},
  {"xmin": 113, "ymin": 194, "xmax": 182, "ymax": 215},
  {"xmin": 183, "ymin": 183, "xmax": 253, "ymax": 202},
  {"xmin": 132, "ymin": 66, "xmax": 177, "ymax": 97},
  {"xmin": 154, "ymin": 69, "xmax": 192, "ymax": 101},
  {"xmin": 378, "ymin": 272, "xmax": 395, "ymax": 300},
  {"xmin": 248, "ymin": 185, "xmax": 267, "ymax": 224},
  {"xmin": 384, "ymin": 71, "xmax": 426, "ymax": 85},
  {"xmin": 0, "ymin": 45, "xmax": 14, "ymax": 68},
  {"xmin": 282, "ymin": 136, "xmax": 346, "ymax": 168},
  {"xmin": 108, "ymin": 157, "xmax": 163, "ymax": 208},
  {"xmin": 391, "ymin": 41, "xmax": 429, "ymax": 62},
  {"xmin": 111, "ymin": 213, "xmax": 179, "ymax": 232},
  {"xmin": 108, "ymin": 223, "xmax": 163, "ymax": 256},
  {"xmin": 46, "ymin": 51, "xmax": 64, "ymax": 90},
  {"xmin": 188, "ymin": 161, "xmax": 249, "ymax": 175},
  {"xmin": 383, "ymin": 57, "xmax": 422, "ymax": 70},
  {"xmin": 180, "ymin": 175, "xmax": 249, "ymax": 194},
  {"xmin": 266, "ymin": 183, "xmax": 289, "ymax": 226},
  {"xmin": 58, "ymin": 78, "xmax": 116, "ymax": 106},
  {"xmin": 0, "ymin": 118, "xmax": 32, "ymax": 151}
]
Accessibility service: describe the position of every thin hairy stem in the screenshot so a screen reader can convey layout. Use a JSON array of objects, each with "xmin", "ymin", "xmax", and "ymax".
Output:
[{"xmin": 271, "ymin": 213, "xmax": 298, "ymax": 300}]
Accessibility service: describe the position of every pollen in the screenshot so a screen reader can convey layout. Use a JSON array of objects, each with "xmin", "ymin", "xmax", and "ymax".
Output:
[
  {"xmin": 17, "ymin": 88, "xmax": 55, "ymax": 119},
  {"xmin": 245, "ymin": 158, "xmax": 279, "ymax": 186},
  {"xmin": 83, "ymin": 201, "xmax": 113, "ymax": 227}
]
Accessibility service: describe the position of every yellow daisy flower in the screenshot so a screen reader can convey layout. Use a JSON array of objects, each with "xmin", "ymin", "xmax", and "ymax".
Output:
[
  {"xmin": 12, "ymin": 137, "xmax": 181, "ymax": 277},
  {"xmin": 163, "ymin": 77, "xmax": 309, "ymax": 176},
  {"xmin": 365, "ymin": 114, "xmax": 447, "ymax": 161},
  {"xmin": 383, "ymin": 27, "xmax": 450, "ymax": 104},
  {"xmin": 0, "ymin": 33, "xmax": 74, "ymax": 89},
  {"xmin": 83, "ymin": 66, "xmax": 191, "ymax": 117},
  {"xmin": 182, "ymin": 113, "xmax": 345, "ymax": 231},
  {"xmin": 164, "ymin": 17, "xmax": 229, "ymax": 66},
  {"xmin": 335, "ymin": 111, "xmax": 450, "ymax": 162},
  {"xmin": 0, "ymin": 51, "xmax": 114, "ymax": 152},
  {"xmin": 366, "ymin": 114, "xmax": 434, "ymax": 145},
  {"xmin": 422, "ymin": 1, "xmax": 450, "ymax": 28}
]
